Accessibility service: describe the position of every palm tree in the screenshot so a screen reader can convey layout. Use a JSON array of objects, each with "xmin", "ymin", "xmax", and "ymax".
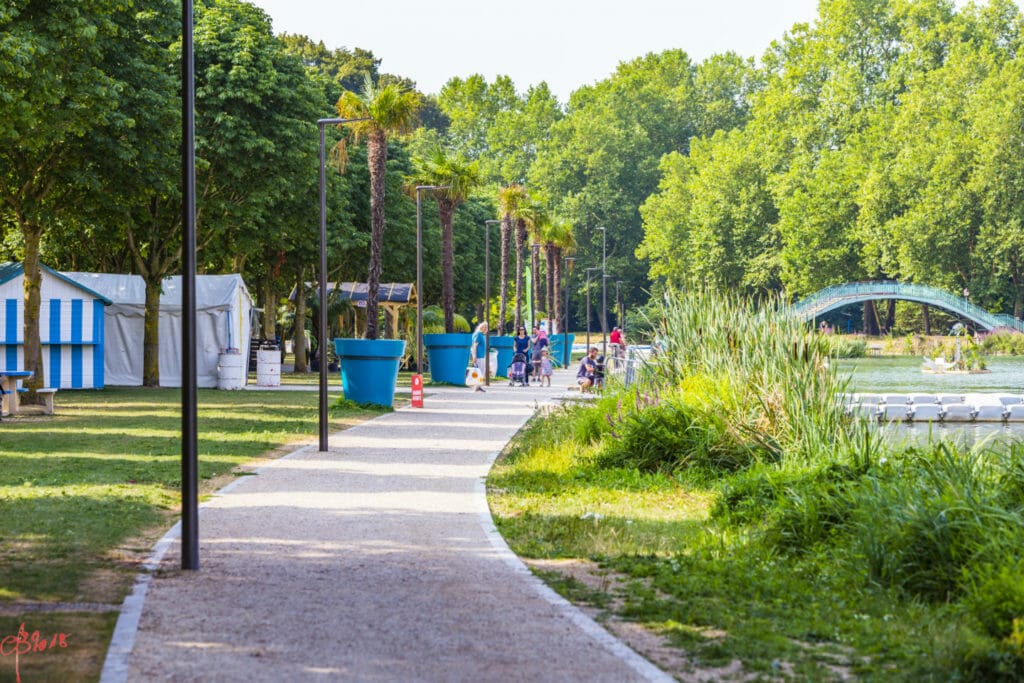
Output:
[
  {"xmin": 335, "ymin": 76, "xmax": 420, "ymax": 339},
  {"xmin": 520, "ymin": 199, "xmax": 549, "ymax": 327},
  {"xmin": 545, "ymin": 220, "xmax": 575, "ymax": 332},
  {"xmin": 407, "ymin": 147, "xmax": 480, "ymax": 332},
  {"xmin": 496, "ymin": 184, "xmax": 526, "ymax": 334}
]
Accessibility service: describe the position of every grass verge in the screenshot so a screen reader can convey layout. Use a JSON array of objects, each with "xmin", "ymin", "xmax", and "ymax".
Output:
[{"xmin": 0, "ymin": 387, "xmax": 385, "ymax": 682}]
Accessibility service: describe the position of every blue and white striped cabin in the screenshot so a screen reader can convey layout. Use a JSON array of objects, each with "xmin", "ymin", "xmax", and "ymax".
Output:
[{"xmin": 0, "ymin": 262, "xmax": 111, "ymax": 389}]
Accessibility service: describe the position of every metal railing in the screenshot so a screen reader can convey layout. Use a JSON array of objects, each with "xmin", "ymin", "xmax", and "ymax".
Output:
[{"xmin": 790, "ymin": 281, "xmax": 1024, "ymax": 333}]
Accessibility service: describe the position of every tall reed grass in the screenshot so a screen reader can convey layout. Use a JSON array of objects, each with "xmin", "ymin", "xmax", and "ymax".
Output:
[{"xmin": 602, "ymin": 288, "xmax": 857, "ymax": 471}]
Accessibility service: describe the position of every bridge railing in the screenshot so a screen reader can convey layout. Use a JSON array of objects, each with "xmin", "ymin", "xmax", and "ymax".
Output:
[{"xmin": 790, "ymin": 281, "xmax": 1024, "ymax": 333}]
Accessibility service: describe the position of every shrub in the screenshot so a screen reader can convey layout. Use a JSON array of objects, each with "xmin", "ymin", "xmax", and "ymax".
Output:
[
  {"xmin": 597, "ymin": 395, "xmax": 778, "ymax": 474},
  {"xmin": 822, "ymin": 335, "xmax": 867, "ymax": 358},
  {"xmin": 964, "ymin": 559, "xmax": 1024, "ymax": 643},
  {"xmin": 981, "ymin": 331, "xmax": 1024, "ymax": 356},
  {"xmin": 847, "ymin": 444, "xmax": 1024, "ymax": 602}
]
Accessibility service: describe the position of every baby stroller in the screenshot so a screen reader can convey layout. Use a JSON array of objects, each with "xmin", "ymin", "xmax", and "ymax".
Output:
[{"xmin": 508, "ymin": 352, "xmax": 529, "ymax": 387}]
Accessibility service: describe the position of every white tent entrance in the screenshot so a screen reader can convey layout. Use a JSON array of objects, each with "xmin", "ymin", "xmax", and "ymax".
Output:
[{"xmin": 63, "ymin": 273, "xmax": 253, "ymax": 387}]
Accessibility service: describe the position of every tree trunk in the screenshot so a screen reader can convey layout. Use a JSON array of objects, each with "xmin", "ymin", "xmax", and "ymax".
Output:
[
  {"xmin": 530, "ymin": 244, "xmax": 539, "ymax": 327},
  {"xmin": 499, "ymin": 214, "xmax": 511, "ymax": 335},
  {"xmin": 439, "ymin": 198, "xmax": 456, "ymax": 333},
  {"xmin": 293, "ymin": 264, "xmax": 308, "ymax": 373},
  {"xmin": 552, "ymin": 247, "xmax": 562, "ymax": 333},
  {"xmin": 365, "ymin": 128, "xmax": 387, "ymax": 340},
  {"xmin": 885, "ymin": 299, "xmax": 896, "ymax": 333},
  {"xmin": 514, "ymin": 217, "xmax": 526, "ymax": 331},
  {"xmin": 921, "ymin": 304, "xmax": 931, "ymax": 336},
  {"xmin": 142, "ymin": 276, "xmax": 162, "ymax": 387},
  {"xmin": 545, "ymin": 244, "xmax": 555, "ymax": 328},
  {"xmin": 1013, "ymin": 270, "xmax": 1023, "ymax": 319},
  {"xmin": 21, "ymin": 220, "xmax": 44, "ymax": 394},
  {"xmin": 864, "ymin": 301, "xmax": 879, "ymax": 335},
  {"xmin": 262, "ymin": 277, "xmax": 276, "ymax": 340}
]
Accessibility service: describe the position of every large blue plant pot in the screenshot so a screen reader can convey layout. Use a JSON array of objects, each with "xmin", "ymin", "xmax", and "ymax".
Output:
[
  {"xmin": 423, "ymin": 333, "xmax": 472, "ymax": 385},
  {"xmin": 334, "ymin": 338, "xmax": 405, "ymax": 407},
  {"xmin": 548, "ymin": 333, "xmax": 576, "ymax": 368},
  {"xmin": 489, "ymin": 336, "xmax": 515, "ymax": 377}
]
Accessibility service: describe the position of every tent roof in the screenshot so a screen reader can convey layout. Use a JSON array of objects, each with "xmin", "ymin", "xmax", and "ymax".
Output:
[
  {"xmin": 331, "ymin": 282, "xmax": 415, "ymax": 303},
  {"xmin": 0, "ymin": 262, "xmax": 113, "ymax": 304},
  {"xmin": 61, "ymin": 272, "xmax": 251, "ymax": 310}
]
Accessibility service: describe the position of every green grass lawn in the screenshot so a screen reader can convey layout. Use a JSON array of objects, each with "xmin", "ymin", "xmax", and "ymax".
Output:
[
  {"xmin": 489, "ymin": 408, "xmax": 1024, "ymax": 681},
  {"xmin": 0, "ymin": 386, "xmax": 384, "ymax": 682}
]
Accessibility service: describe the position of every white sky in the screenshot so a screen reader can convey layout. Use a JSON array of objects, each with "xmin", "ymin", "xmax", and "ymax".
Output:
[{"xmin": 249, "ymin": 0, "xmax": 1013, "ymax": 102}]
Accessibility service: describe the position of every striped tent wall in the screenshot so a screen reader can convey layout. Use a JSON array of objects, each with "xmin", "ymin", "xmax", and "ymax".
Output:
[{"xmin": 0, "ymin": 273, "xmax": 106, "ymax": 389}]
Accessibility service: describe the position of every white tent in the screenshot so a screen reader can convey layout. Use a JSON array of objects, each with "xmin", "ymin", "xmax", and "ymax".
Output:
[{"xmin": 62, "ymin": 272, "xmax": 253, "ymax": 387}]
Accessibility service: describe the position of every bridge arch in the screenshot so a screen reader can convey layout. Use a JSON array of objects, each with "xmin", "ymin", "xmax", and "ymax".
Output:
[{"xmin": 791, "ymin": 281, "xmax": 1024, "ymax": 333}]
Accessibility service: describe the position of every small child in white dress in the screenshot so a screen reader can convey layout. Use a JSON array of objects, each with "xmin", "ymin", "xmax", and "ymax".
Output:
[{"xmin": 540, "ymin": 349, "xmax": 553, "ymax": 387}]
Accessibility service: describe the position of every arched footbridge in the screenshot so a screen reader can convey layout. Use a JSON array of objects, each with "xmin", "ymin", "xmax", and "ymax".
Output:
[{"xmin": 791, "ymin": 281, "xmax": 1024, "ymax": 333}]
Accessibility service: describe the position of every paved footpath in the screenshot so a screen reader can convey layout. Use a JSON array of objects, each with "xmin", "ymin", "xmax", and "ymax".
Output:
[{"xmin": 103, "ymin": 372, "xmax": 672, "ymax": 682}]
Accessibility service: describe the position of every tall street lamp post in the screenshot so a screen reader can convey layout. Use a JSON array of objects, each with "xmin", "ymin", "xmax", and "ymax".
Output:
[
  {"xmin": 596, "ymin": 226, "xmax": 607, "ymax": 356},
  {"xmin": 181, "ymin": 0, "xmax": 197, "ymax": 570},
  {"xmin": 318, "ymin": 116, "xmax": 370, "ymax": 455},
  {"xmin": 585, "ymin": 267, "xmax": 601, "ymax": 352},
  {"xmin": 562, "ymin": 256, "xmax": 575, "ymax": 367},
  {"xmin": 416, "ymin": 185, "xmax": 449, "ymax": 380},
  {"xmin": 484, "ymin": 219, "xmax": 500, "ymax": 386}
]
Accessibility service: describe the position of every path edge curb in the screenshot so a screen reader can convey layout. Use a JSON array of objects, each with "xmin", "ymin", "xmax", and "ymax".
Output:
[{"xmin": 476, "ymin": 410, "xmax": 675, "ymax": 683}]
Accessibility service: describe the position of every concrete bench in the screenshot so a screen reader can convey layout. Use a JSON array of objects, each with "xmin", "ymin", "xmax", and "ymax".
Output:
[{"xmin": 35, "ymin": 387, "xmax": 58, "ymax": 415}]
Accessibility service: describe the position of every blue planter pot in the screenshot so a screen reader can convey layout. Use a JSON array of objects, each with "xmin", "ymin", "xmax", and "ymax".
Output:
[
  {"xmin": 489, "ymin": 336, "xmax": 514, "ymax": 377},
  {"xmin": 423, "ymin": 333, "xmax": 472, "ymax": 385},
  {"xmin": 548, "ymin": 333, "xmax": 576, "ymax": 368},
  {"xmin": 333, "ymin": 338, "xmax": 405, "ymax": 407}
]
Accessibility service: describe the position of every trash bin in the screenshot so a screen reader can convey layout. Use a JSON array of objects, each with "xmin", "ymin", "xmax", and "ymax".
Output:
[
  {"xmin": 256, "ymin": 348, "xmax": 281, "ymax": 387},
  {"xmin": 217, "ymin": 350, "xmax": 245, "ymax": 389}
]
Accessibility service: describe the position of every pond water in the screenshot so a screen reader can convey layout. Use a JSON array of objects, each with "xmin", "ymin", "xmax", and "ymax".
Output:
[
  {"xmin": 834, "ymin": 356, "xmax": 1024, "ymax": 447},
  {"xmin": 835, "ymin": 356, "xmax": 1024, "ymax": 394}
]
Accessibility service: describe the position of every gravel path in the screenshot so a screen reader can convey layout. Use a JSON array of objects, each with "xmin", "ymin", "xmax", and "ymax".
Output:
[{"xmin": 105, "ymin": 372, "xmax": 670, "ymax": 682}]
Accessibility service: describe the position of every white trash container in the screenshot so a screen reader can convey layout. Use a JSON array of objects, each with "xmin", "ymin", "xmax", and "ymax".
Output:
[
  {"xmin": 217, "ymin": 351, "xmax": 246, "ymax": 390},
  {"xmin": 256, "ymin": 348, "xmax": 281, "ymax": 387}
]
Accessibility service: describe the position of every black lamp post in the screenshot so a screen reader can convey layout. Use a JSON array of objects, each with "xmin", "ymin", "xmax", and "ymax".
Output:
[
  {"xmin": 585, "ymin": 267, "xmax": 601, "ymax": 352},
  {"xmin": 181, "ymin": 0, "xmax": 197, "ymax": 570},
  {"xmin": 318, "ymin": 116, "xmax": 370, "ymax": 454},
  {"xmin": 562, "ymin": 256, "xmax": 575, "ymax": 366},
  {"xmin": 596, "ymin": 226, "xmax": 607, "ymax": 356},
  {"xmin": 484, "ymin": 219, "xmax": 500, "ymax": 385}
]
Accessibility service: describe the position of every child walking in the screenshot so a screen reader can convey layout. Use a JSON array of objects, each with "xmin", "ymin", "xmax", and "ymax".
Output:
[{"xmin": 540, "ymin": 349, "xmax": 554, "ymax": 387}]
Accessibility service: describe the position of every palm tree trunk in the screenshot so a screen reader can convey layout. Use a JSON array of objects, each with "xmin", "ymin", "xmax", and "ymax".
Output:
[
  {"xmin": 439, "ymin": 198, "xmax": 456, "ymax": 333},
  {"xmin": 365, "ymin": 129, "xmax": 387, "ymax": 339},
  {"xmin": 545, "ymin": 243, "xmax": 555, "ymax": 328},
  {"xmin": 514, "ymin": 217, "xmax": 526, "ymax": 331},
  {"xmin": 552, "ymin": 247, "xmax": 562, "ymax": 333},
  {"xmin": 530, "ymin": 245, "xmax": 540, "ymax": 326},
  {"xmin": 499, "ymin": 214, "xmax": 511, "ymax": 334}
]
